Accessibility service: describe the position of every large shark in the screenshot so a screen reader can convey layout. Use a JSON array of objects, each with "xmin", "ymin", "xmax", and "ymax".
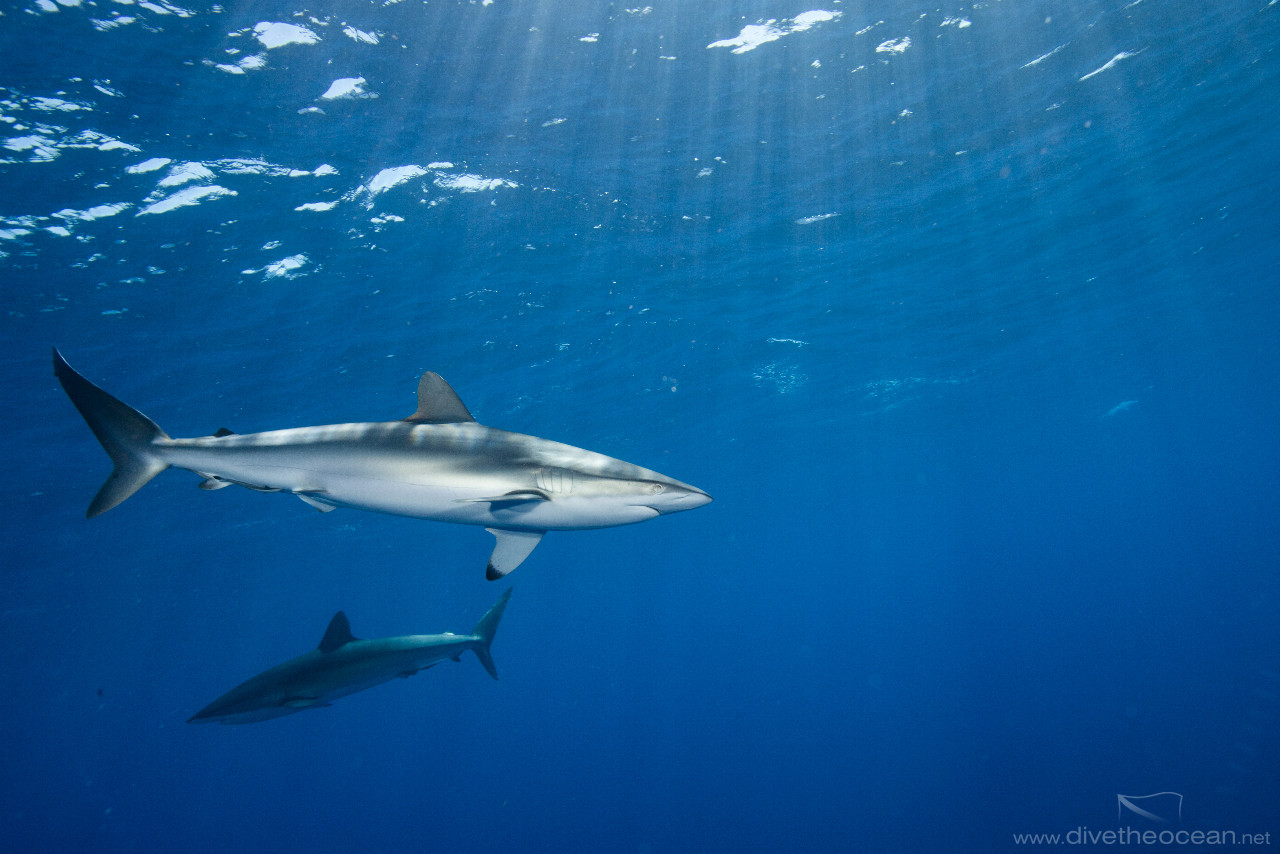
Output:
[
  {"xmin": 189, "ymin": 589, "xmax": 512, "ymax": 724},
  {"xmin": 52, "ymin": 349, "xmax": 711, "ymax": 578}
]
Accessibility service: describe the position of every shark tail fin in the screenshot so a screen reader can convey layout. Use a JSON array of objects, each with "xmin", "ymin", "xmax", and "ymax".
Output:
[
  {"xmin": 53, "ymin": 348, "xmax": 171, "ymax": 517},
  {"xmin": 470, "ymin": 588, "xmax": 512, "ymax": 680}
]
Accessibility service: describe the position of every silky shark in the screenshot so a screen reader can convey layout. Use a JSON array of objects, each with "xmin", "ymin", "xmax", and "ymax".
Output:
[
  {"xmin": 189, "ymin": 589, "xmax": 512, "ymax": 724},
  {"xmin": 52, "ymin": 349, "xmax": 711, "ymax": 578}
]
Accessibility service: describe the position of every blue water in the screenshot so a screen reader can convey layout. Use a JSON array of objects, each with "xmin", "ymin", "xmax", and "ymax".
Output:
[{"xmin": 3, "ymin": 0, "xmax": 1278, "ymax": 850}]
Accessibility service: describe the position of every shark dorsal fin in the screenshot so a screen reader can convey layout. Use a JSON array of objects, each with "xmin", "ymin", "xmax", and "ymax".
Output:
[
  {"xmin": 318, "ymin": 611, "xmax": 358, "ymax": 653},
  {"xmin": 403, "ymin": 371, "xmax": 475, "ymax": 424}
]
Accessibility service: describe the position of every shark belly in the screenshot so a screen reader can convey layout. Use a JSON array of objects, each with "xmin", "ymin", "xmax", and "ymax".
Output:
[
  {"xmin": 158, "ymin": 431, "xmax": 671, "ymax": 531},
  {"xmin": 158, "ymin": 430, "xmax": 511, "ymax": 522},
  {"xmin": 310, "ymin": 639, "xmax": 477, "ymax": 702},
  {"xmin": 312, "ymin": 477, "xmax": 664, "ymax": 530}
]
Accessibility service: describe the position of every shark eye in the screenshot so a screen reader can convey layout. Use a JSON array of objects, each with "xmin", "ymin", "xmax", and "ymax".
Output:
[{"xmin": 648, "ymin": 483, "xmax": 666, "ymax": 495}]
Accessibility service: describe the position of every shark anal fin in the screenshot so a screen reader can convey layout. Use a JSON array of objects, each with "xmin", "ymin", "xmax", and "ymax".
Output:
[
  {"xmin": 295, "ymin": 491, "xmax": 336, "ymax": 513},
  {"xmin": 485, "ymin": 528, "xmax": 544, "ymax": 580},
  {"xmin": 197, "ymin": 473, "xmax": 283, "ymax": 493},
  {"xmin": 402, "ymin": 371, "xmax": 475, "ymax": 424}
]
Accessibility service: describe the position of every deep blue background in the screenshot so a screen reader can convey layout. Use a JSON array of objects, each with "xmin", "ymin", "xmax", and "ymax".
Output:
[{"xmin": 2, "ymin": 0, "xmax": 1277, "ymax": 851}]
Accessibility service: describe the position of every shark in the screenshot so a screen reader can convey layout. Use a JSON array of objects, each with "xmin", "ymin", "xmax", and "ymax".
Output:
[
  {"xmin": 189, "ymin": 589, "xmax": 512, "ymax": 724},
  {"xmin": 52, "ymin": 349, "xmax": 711, "ymax": 578}
]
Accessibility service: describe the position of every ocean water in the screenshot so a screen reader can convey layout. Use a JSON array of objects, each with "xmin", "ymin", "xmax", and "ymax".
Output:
[{"xmin": 3, "ymin": 0, "xmax": 1278, "ymax": 851}]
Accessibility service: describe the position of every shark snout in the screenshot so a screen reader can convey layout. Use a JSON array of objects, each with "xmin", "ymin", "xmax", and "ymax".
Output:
[{"xmin": 647, "ymin": 484, "xmax": 713, "ymax": 515}]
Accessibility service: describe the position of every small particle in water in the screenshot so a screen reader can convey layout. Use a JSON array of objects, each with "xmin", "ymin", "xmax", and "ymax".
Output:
[{"xmin": 1103, "ymin": 400, "xmax": 1138, "ymax": 418}]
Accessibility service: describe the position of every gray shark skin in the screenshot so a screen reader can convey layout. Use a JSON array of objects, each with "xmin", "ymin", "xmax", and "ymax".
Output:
[
  {"xmin": 52, "ymin": 349, "xmax": 711, "ymax": 578},
  {"xmin": 189, "ymin": 589, "xmax": 512, "ymax": 725}
]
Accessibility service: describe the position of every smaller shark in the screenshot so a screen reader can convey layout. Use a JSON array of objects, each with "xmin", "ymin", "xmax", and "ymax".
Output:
[{"xmin": 189, "ymin": 589, "xmax": 511, "ymax": 725}]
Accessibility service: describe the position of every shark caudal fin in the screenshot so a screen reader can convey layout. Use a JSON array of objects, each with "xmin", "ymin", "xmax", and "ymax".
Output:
[
  {"xmin": 52, "ymin": 348, "xmax": 171, "ymax": 517},
  {"xmin": 470, "ymin": 588, "xmax": 512, "ymax": 680}
]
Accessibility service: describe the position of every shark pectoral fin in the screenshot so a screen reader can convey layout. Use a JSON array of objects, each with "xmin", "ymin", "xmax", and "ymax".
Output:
[
  {"xmin": 485, "ymin": 528, "xmax": 544, "ymax": 580},
  {"xmin": 458, "ymin": 490, "xmax": 551, "ymax": 507},
  {"xmin": 294, "ymin": 490, "xmax": 336, "ymax": 513}
]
